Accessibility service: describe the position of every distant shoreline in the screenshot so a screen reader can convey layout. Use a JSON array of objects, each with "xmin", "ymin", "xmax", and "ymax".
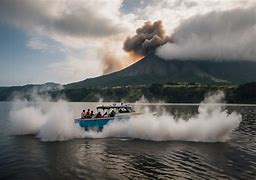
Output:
[{"xmin": 0, "ymin": 82, "xmax": 256, "ymax": 104}]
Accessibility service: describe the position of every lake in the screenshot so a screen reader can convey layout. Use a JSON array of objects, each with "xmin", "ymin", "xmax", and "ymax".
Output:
[{"xmin": 0, "ymin": 101, "xmax": 255, "ymax": 179}]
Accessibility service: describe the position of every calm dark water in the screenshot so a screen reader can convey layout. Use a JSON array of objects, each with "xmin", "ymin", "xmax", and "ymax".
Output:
[{"xmin": 0, "ymin": 102, "xmax": 255, "ymax": 179}]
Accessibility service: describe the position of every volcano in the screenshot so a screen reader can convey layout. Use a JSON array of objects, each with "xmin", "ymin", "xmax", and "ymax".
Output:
[{"xmin": 65, "ymin": 54, "xmax": 256, "ymax": 89}]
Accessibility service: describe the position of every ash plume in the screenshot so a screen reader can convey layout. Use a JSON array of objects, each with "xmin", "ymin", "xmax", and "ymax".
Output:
[
  {"xmin": 101, "ymin": 47, "xmax": 123, "ymax": 74},
  {"xmin": 123, "ymin": 20, "xmax": 171, "ymax": 56},
  {"xmin": 102, "ymin": 21, "xmax": 170, "ymax": 74},
  {"xmin": 100, "ymin": 44, "xmax": 140, "ymax": 74}
]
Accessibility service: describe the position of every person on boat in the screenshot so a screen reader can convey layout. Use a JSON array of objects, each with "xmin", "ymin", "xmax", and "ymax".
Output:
[
  {"xmin": 109, "ymin": 110, "xmax": 116, "ymax": 117},
  {"xmin": 81, "ymin": 110, "xmax": 86, "ymax": 119},
  {"xmin": 90, "ymin": 110, "xmax": 94, "ymax": 118},
  {"xmin": 85, "ymin": 109, "xmax": 90, "ymax": 118},
  {"xmin": 95, "ymin": 112, "xmax": 102, "ymax": 118}
]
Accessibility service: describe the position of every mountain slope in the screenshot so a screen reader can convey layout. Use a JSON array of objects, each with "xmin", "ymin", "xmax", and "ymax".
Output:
[{"xmin": 65, "ymin": 54, "xmax": 256, "ymax": 89}]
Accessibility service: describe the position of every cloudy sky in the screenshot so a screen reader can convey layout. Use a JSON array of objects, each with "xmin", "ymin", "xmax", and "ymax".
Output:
[{"xmin": 0, "ymin": 0, "xmax": 255, "ymax": 86}]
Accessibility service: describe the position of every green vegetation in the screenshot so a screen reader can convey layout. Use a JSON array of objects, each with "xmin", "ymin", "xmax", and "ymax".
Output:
[
  {"xmin": 1, "ymin": 82, "xmax": 256, "ymax": 104},
  {"xmin": 61, "ymin": 82, "xmax": 255, "ymax": 103}
]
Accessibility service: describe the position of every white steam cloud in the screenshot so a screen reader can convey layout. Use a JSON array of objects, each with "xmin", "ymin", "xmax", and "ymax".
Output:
[
  {"xmin": 157, "ymin": 7, "xmax": 256, "ymax": 61},
  {"xmin": 9, "ymin": 99, "xmax": 85, "ymax": 141},
  {"xmin": 9, "ymin": 91, "xmax": 241, "ymax": 142},
  {"xmin": 86, "ymin": 91, "xmax": 241, "ymax": 142}
]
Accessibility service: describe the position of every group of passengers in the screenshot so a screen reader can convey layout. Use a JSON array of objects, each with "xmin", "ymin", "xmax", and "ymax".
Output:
[{"xmin": 81, "ymin": 109, "xmax": 116, "ymax": 119}]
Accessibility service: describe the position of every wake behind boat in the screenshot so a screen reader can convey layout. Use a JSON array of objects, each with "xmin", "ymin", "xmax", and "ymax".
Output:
[{"xmin": 74, "ymin": 103, "xmax": 139, "ymax": 130}]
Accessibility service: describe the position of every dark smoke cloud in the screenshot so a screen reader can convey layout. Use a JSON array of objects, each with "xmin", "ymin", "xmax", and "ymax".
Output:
[
  {"xmin": 123, "ymin": 20, "xmax": 171, "ymax": 56},
  {"xmin": 102, "ymin": 21, "xmax": 170, "ymax": 74}
]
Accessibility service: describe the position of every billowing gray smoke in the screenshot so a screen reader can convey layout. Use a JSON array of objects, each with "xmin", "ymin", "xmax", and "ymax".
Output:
[
  {"xmin": 157, "ymin": 7, "xmax": 256, "ymax": 61},
  {"xmin": 123, "ymin": 20, "xmax": 170, "ymax": 56}
]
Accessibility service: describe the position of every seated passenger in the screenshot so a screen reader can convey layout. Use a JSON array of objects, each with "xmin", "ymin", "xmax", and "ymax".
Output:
[
  {"xmin": 109, "ymin": 110, "xmax": 116, "ymax": 117},
  {"xmin": 90, "ymin": 110, "xmax": 94, "ymax": 118},
  {"xmin": 85, "ymin": 109, "xmax": 90, "ymax": 118},
  {"xmin": 95, "ymin": 112, "xmax": 102, "ymax": 118},
  {"xmin": 81, "ymin": 110, "xmax": 86, "ymax": 119}
]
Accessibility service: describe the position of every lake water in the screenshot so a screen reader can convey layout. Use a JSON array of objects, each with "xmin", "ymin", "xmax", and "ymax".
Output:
[{"xmin": 0, "ymin": 101, "xmax": 255, "ymax": 179}]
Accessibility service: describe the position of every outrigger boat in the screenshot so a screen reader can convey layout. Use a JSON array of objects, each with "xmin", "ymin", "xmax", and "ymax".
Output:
[{"xmin": 74, "ymin": 103, "xmax": 138, "ymax": 131}]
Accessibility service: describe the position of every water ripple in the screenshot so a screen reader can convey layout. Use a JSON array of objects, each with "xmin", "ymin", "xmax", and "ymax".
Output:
[{"xmin": 0, "ymin": 102, "xmax": 255, "ymax": 179}]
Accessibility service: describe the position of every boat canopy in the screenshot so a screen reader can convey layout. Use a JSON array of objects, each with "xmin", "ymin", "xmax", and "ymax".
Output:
[{"xmin": 96, "ymin": 104, "xmax": 134, "ymax": 112}]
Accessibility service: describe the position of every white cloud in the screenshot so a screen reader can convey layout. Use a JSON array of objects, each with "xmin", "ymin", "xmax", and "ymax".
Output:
[
  {"xmin": 48, "ymin": 50, "xmax": 101, "ymax": 84},
  {"xmin": 2, "ymin": 0, "xmax": 254, "ymax": 50},
  {"xmin": 135, "ymin": 0, "xmax": 256, "ymax": 33},
  {"xmin": 0, "ymin": 0, "xmax": 131, "ymax": 49},
  {"xmin": 157, "ymin": 7, "xmax": 256, "ymax": 61},
  {"xmin": 27, "ymin": 38, "xmax": 48, "ymax": 50},
  {"xmin": 2, "ymin": 0, "xmax": 255, "ymax": 84},
  {"xmin": 0, "ymin": 0, "xmax": 137, "ymax": 82}
]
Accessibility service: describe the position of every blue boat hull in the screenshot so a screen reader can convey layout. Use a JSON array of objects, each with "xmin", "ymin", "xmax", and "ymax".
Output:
[{"xmin": 74, "ymin": 117, "xmax": 114, "ymax": 130}]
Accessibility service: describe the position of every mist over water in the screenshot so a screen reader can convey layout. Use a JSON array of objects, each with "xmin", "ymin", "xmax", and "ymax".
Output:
[
  {"xmin": 9, "ymin": 100, "xmax": 85, "ymax": 141},
  {"xmin": 86, "ymin": 91, "xmax": 241, "ymax": 142},
  {"xmin": 9, "ymin": 91, "xmax": 241, "ymax": 142}
]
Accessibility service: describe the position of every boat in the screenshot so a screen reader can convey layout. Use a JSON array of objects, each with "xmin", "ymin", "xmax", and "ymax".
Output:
[{"xmin": 74, "ymin": 103, "xmax": 138, "ymax": 131}]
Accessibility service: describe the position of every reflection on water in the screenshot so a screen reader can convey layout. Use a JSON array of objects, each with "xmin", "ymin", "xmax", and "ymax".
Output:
[{"xmin": 0, "ymin": 102, "xmax": 255, "ymax": 179}]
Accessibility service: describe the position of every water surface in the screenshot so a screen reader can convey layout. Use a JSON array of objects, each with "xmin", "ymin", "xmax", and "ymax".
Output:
[{"xmin": 0, "ymin": 102, "xmax": 255, "ymax": 179}]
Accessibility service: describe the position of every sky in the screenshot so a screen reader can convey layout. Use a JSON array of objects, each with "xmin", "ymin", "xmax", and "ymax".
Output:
[{"xmin": 0, "ymin": 0, "xmax": 255, "ymax": 86}]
